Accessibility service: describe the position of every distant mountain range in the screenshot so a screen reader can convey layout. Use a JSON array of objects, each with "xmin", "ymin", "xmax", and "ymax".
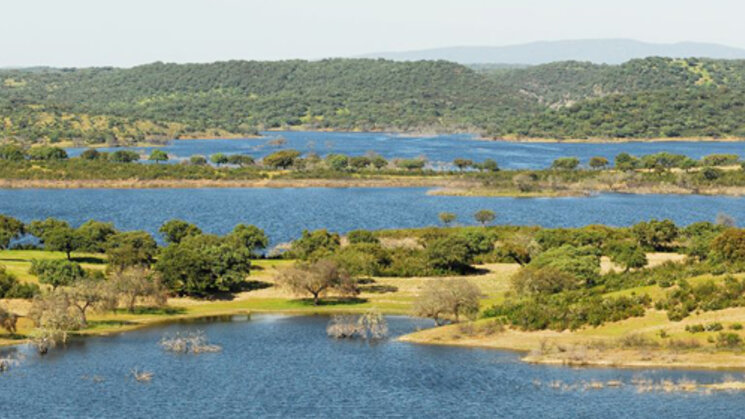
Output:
[{"xmin": 360, "ymin": 39, "xmax": 745, "ymax": 65}]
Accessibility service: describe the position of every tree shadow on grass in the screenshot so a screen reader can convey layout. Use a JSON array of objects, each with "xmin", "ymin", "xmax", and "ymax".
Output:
[
  {"xmin": 114, "ymin": 306, "xmax": 188, "ymax": 316},
  {"xmin": 87, "ymin": 319, "xmax": 137, "ymax": 327},
  {"xmin": 71, "ymin": 256, "xmax": 107, "ymax": 264},
  {"xmin": 296, "ymin": 297, "xmax": 369, "ymax": 307},
  {"xmin": 192, "ymin": 281, "xmax": 274, "ymax": 302},
  {"xmin": 359, "ymin": 284, "xmax": 399, "ymax": 294}
]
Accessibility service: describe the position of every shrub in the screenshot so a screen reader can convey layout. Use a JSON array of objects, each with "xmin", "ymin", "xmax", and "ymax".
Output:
[
  {"xmin": 551, "ymin": 157, "xmax": 579, "ymax": 170},
  {"xmin": 346, "ymin": 229, "xmax": 378, "ymax": 245},
  {"xmin": 291, "ymin": 229, "xmax": 341, "ymax": 261},
  {"xmin": 715, "ymin": 332, "xmax": 742, "ymax": 348}
]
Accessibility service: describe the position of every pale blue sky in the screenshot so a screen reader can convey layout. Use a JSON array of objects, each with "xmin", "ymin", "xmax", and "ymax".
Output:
[{"xmin": 3, "ymin": 0, "xmax": 743, "ymax": 67}]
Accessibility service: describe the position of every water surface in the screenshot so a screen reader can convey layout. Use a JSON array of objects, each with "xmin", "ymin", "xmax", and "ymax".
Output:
[
  {"xmin": 1, "ymin": 315, "xmax": 743, "ymax": 418},
  {"xmin": 65, "ymin": 131, "xmax": 745, "ymax": 169},
  {"xmin": 0, "ymin": 189, "xmax": 741, "ymax": 245}
]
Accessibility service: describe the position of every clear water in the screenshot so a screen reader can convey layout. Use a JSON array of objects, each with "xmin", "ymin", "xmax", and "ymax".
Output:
[
  {"xmin": 0, "ymin": 188, "xmax": 742, "ymax": 246},
  {"xmin": 65, "ymin": 131, "xmax": 745, "ymax": 169},
  {"xmin": 1, "ymin": 315, "xmax": 743, "ymax": 418}
]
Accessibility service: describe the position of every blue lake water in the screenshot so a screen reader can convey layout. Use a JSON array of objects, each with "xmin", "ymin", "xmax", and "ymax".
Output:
[
  {"xmin": 2, "ymin": 315, "xmax": 744, "ymax": 418},
  {"xmin": 0, "ymin": 188, "xmax": 741, "ymax": 246},
  {"xmin": 65, "ymin": 131, "xmax": 745, "ymax": 169}
]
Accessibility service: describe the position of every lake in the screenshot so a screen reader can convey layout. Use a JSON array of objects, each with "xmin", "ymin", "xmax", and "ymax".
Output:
[
  {"xmin": 1, "ymin": 315, "xmax": 743, "ymax": 418},
  {"xmin": 0, "ymin": 189, "xmax": 742, "ymax": 246},
  {"xmin": 65, "ymin": 131, "xmax": 745, "ymax": 169}
]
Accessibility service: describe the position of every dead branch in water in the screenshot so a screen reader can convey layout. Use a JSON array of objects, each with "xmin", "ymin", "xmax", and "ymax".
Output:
[{"xmin": 159, "ymin": 331, "xmax": 222, "ymax": 354}]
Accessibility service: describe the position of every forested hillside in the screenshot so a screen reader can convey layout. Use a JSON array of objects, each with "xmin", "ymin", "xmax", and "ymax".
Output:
[{"xmin": 2, "ymin": 57, "xmax": 745, "ymax": 144}]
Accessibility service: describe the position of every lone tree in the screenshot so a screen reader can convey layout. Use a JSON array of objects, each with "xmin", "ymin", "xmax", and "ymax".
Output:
[
  {"xmin": 474, "ymin": 210, "xmax": 496, "ymax": 226},
  {"xmin": 67, "ymin": 278, "xmax": 111, "ymax": 327},
  {"xmin": 148, "ymin": 149, "xmax": 169, "ymax": 164},
  {"xmin": 276, "ymin": 259, "xmax": 357, "ymax": 305},
  {"xmin": 414, "ymin": 279, "xmax": 482, "ymax": 325},
  {"xmin": 438, "ymin": 212, "xmax": 456, "ymax": 227}
]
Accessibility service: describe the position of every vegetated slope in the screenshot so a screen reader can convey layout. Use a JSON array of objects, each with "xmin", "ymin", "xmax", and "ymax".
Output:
[
  {"xmin": 3, "ymin": 57, "xmax": 745, "ymax": 143},
  {"xmin": 0, "ymin": 59, "xmax": 536, "ymax": 144}
]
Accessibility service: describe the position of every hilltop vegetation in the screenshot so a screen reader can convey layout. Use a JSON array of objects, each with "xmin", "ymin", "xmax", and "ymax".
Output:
[{"xmin": 3, "ymin": 57, "xmax": 745, "ymax": 143}]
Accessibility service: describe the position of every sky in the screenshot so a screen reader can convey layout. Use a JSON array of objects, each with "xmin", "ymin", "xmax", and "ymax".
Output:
[{"xmin": 2, "ymin": 0, "xmax": 744, "ymax": 67}]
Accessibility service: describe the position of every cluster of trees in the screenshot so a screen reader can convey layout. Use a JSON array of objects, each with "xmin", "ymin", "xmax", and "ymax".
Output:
[
  {"xmin": 6, "ymin": 57, "xmax": 745, "ymax": 143},
  {"xmin": 547, "ymin": 152, "xmax": 742, "ymax": 172}
]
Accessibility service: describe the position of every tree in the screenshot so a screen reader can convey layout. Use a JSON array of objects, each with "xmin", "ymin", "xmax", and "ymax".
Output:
[
  {"xmin": 159, "ymin": 220, "xmax": 202, "ymax": 245},
  {"xmin": 291, "ymin": 229, "xmax": 341, "ymax": 261},
  {"xmin": 529, "ymin": 245, "xmax": 600, "ymax": 287},
  {"xmin": 499, "ymin": 234, "xmax": 540, "ymax": 265},
  {"xmin": 29, "ymin": 219, "xmax": 80, "ymax": 260},
  {"xmin": 346, "ymin": 229, "xmax": 378, "ymax": 245},
  {"xmin": 29, "ymin": 259, "xmax": 86, "ymax": 289},
  {"xmin": 414, "ymin": 279, "xmax": 481, "ymax": 324},
  {"xmin": 67, "ymin": 278, "xmax": 111, "ymax": 327},
  {"xmin": 227, "ymin": 154, "xmax": 255, "ymax": 167},
  {"xmin": 263, "ymin": 149, "xmax": 301, "ymax": 169},
  {"xmin": 589, "ymin": 156, "xmax": 609, "ymax": 169},
  {"xmin": 606, "ymin": 241, "xmax": 648, "ymax": 272},
  {"xmin": 349, "ymin": 156, "xmax": 371, "ymax": 170},
  {"xmin": 395, "ymin": 158, "xmax": 426, "ymax": 170},
  {"xmin": 511, "ymin": 266, "xmax": 577, "ymax": 295},
  {"xmin": 710, "ymin": 229, "xmax": 745, "ymax": 264},
  {"xmin": 109, "ymin": 150, "xmax": 140, "ymax": 163},
  {"xmin": 0, "ymin": 215, "xmax": 24, "ymax": 250},
  {"xmin": 615, "ymin": 153, "xmax": 639, "ymax": 171},
  {"xmin": 0, "ymin": 266, "xmax": 39, "ymax": 299},
  {"xmin": 190, "ymin": 155, "xmax": 208, "ymax": 165},
  {"xmin": 453, "ymin": 158, "xmax": 473, "ymax": 171},
  {"xmin": 76, "ymin": 220, "xmax": 117, "ymax": 252},
  {"xmin": 425, "ymin": 236, "xmax": 473, "ymax": 273},
  {"xmin": 227, "ymin": 224, "xmax": 269, "ymax": 256},
  {"xmin": 27, "ymin": 146, "xmax": 68, "ymax": 161},
  {"xmin": 210, "ymin": 153, "xmax": 229, "ymax": 166},
  {"xmin": 631, "ymin": 219, "xmax": 679, "ymax": 251},
  {"xmin": 438, "ymin": 212, "xmax": 456, "ymax": 226},
  {"xmin": 474, "ymin": 209, "xmax": 496, "ymax": 226},
  {"xmin": 325, "ymin": 154, "xmax": 349, "ymax": 171},
  {"xmin": 551, "ymin": 157, "xmax": 580, "ymax": 170},
  {"xmin": 80, "ymin": 148, "xmax": 102, "ymax": 160},
  {"xmin": 0, "ymin": 144, "xmax": 25, "ymax": 161},
  {"xmin": 149, "ymin": 149, "xmax": 169, "ymax": 163},
  {"xmin": 105, "ymin": 231, "xmax": 158, "ymax": 270},
  {"xmin": 0, "ymin": 306, "xmax": 18, "ymax": 334},
  {"xmin": 480, "ymin": 158, "xmax": 499, "ymax": 172},
  {"xmin": 370, "ymin": 155, "xmax": 388, "ymax": 169},
  {"xmin": 155, "ymin": 234, "xmax": 252, "ymax": 296},
  {"xmin": 276, "ymin": 259, "xmax": 357, "ymax": 305},
  {"xmin": 27, "ymin": 290, "xmax": 84, "ymax": 352},
  {"xmin": 107, "ymin": 267, "xmax": 166, "ymax": 312}
]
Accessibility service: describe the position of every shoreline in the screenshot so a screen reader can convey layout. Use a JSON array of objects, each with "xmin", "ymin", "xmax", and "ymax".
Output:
[{"xmin": 1, "ymin": 178, "xmax": 744, "ymax": 198}]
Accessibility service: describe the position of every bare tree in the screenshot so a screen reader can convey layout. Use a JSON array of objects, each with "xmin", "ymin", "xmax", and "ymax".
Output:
[
  {"xmin": 0, "ymin": 306, "xmax": 17, "ymax": 334},
  {"xmin": 27, "ymin": 291, "xmax": 84, "ymax": 353},
  {"xmin": 414, "ymin": 279, "xmax": 482, "ymax": 325},
  {"xmin": 276, "ymin": 259, "xmax": 358, "ymax": 305},
  {"xmin": 107, "ymin": 267, "xmax": 167, "ymax": 313},
  {"xmin": 66, "ymin": 278, "xmax": 116, "ymax": 327}
]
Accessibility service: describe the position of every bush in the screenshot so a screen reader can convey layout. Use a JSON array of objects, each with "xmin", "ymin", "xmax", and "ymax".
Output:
[
  {"xmin": 715, "ymin": 332, "xmax": 742, "ymax": 348},
  {"xmin": 551, "ymin": 157, "xmax": 579, "ymax": 170},
  {"xmin": 29, "ymin": 259, "xmax": 86, "ymax": 289},
  {"xmin": 291, "ymin": 229, "xmax": 340, "ymax": 261},
  {"xmin": 346, "ymin": 229, "xmax": 378, "ymax": 245},
  {"xmin": 710, "ymin": 229, "xmax": 745, "ymax": 264},
  {"xmin": 529, "ymin": 245, "xmax": 600, "ymax": 287},
  {"xmin": 0, "ymin": 266, "xmax": 40, "ymax": 298},
  {"xmin": 631, "ymin": 219, "xmax": 679, "ymax": 251}
]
